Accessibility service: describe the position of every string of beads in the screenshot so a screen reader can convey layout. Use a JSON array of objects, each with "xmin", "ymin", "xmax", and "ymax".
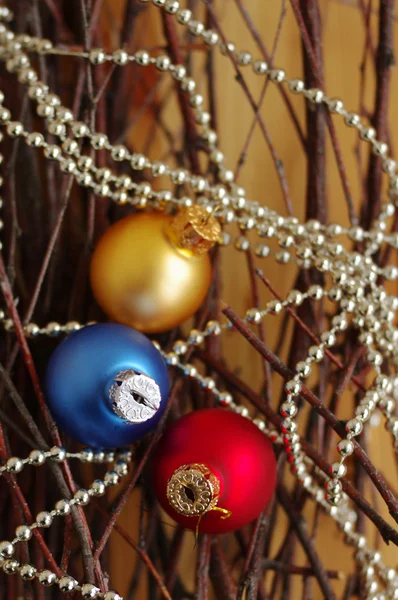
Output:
[{"xmin": 0, "ymin": 3, "xmax": 397, "ymax": 598}]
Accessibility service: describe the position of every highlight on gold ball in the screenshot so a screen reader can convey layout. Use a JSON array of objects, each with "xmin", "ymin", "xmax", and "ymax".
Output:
[{"xmin": 90, "ymin": 207, "xmax": 222, "ymax": 334}]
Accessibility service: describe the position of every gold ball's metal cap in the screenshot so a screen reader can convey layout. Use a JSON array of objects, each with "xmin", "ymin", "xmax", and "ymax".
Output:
[{"xmin": 167, "ymin": 206, "xmax": 222, "ymax": 257}]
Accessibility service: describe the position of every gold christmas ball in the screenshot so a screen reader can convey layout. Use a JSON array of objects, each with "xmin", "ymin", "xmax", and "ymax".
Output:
[{"xmin": 90, "ymin": 211, "xmax": 220, "ymax": 334}]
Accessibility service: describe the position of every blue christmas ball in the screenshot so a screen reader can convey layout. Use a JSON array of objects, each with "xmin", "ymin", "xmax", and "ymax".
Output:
[{"xmin": 45, "ymin": 323, "xmax": 170, "ymax": 448}]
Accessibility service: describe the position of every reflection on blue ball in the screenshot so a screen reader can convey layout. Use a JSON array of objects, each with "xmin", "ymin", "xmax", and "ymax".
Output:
[{"xmin": 45, "ymin": 323, "xmax": 170, "ymax": 448}]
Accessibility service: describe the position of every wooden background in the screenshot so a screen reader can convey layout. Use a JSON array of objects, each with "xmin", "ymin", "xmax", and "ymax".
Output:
[{"xmin": 99, "ymin": 1, "xmax": 398, "ymax": 597}]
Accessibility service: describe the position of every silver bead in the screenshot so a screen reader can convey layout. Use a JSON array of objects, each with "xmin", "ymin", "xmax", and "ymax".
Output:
[
  {"xmin": 38, "ymin": 569, "xmax": 57, "ymax": 586},
  {"xmin": 78, "ymin": 155, "xmax": 94, "ymax": 171},
  {"xmin": 183, "ymin": 364, "xmax": 197, "ymax": 377},
  {"xmin": 203, "ymin": 129, "xmax": 217, "ymax": 145},
  {"xmin": 117, "ymin": 449, "xmax": 133, "ymax": 462},
  {"xmin": 188, "ymin": 20, "xmax": 204, "ymax": 35},
  {"xmin": 253, "ymin": 418, "xmax": 266, "ymax": 431},
  {"xmin": 246, "ymin": 308, "xmax": 261, "ymax": 324},
  {"xmin": 24, "ymin": 323, "xmax": 40, "ymax": 337},
  {"xmin": 114, "ymin": 460, "xmax": 128, "ymax": 476},
  {"xmin": 330, "ymin": 462, "xmax": 347, "ymax": 478},
  {"xmin": 113, "ymin": 49, "xmax": 129, "ymax": 65},
  {"xmin": 267, "ymin": 300, "xmax": 283, "ymax": 314},
  {"xmin": 44, "ymin": 145, "xmax": 62, "ymax": 160},
  {"xmin": 285, "ymin": 379, "xmax": 302, "ymax": 396},
  {"xmin": 0, "ymin": 107, "xmax": 11, "ymax": 122},
  {"xmin": 48, "ymin": 121, "xmax": 66, "ymax": 137},
  {"xmin": 180, "ymin": 77, "xmax": 196, "ymax": 94},
  {"xmin": 15, "ymin": 525, "xmax": 32, "ymax": 541},
  {"xmin": 59, "ymin": 575, "xmax": 78, "ymax": 592},
  {"xmin": 104, "ymin": 471, "xmax": 119, "ymax": 486},
  {"xmin": 6, "ymin": 54, "xmax": 30, "ymax": 72},
  {"xmin": 255, "ymin": 243, "xmax": 270, "ymax": 257},
  {"xmin": 45, "ymin": 321, "xmax": 61, "ymax": 336},
  {"xmin": 37, "ymin": 103, "xmax": 54, "ymax": 118},
  {"xmin": 56, "ymin": 107, "xmax": 74, "ymax": 122},
  {"xmin": 74, "ymin": 489, "xmax": 90, "ymax": 505},
  {"xmin": 280, "ymin": 402, "xmax": 298, "ymax": 418},
  {"xmin": 72, "ymin": 121, "xmax": 90, "ymax": 137},
  {"xmin": 306, "ymin": 88, "xmax": 324, "ymax": 103},
  {"xmin": 172, "ymin": 64, "xmax": 186, "ymax": 80},
  {"xmin": 286, "ymin": 290, "xmax": 303, "ymax": 306},
  {"xmin": 29, "ymin": 450, "xmax": 46, "ymax": 467},
  {"xmin": 235, "ymin": 236, "xmax": 250, "ymax": 251},
  {"xmin": 372, "ymin": 140, "xmax": 388, "ymax": 157},
  {"xmin": 196, "ymin": 110, "xmax": 211, "ymax": 125},
  {"xmin": 49, "ymin": 446, "xmax": 66, "ymax": 462},
  {"xmin": 308, "ymin": 345, "xmax": 324, "ymax": 361},
  {"xmin": 337, "ymin": 439, "xmax": 354, "ymax": 457},
  {"xmin": 44, "ymin": 93, "xmax": 61, "ymax": 107},
  {"xmin": 20, "ymin": 563, "xmax": 36, "ymax": 580},
  {"xmin": 81, "ymin": 448, "xmax": 94, "ymax": 463},
  {"xmin": 177, "ymin": 8, "xmax": 192, "ymax": 24},
  {"xmin": 235, "ymin": 406, "xmax": 249, "ymax": 418},
  {"xmin": 131, "ymin": 153, "xmax": 147, "ymax": 169},
  {"xmin": 104, "ymin": 592, "xmax": 122, "ymax": 600},
  {"xmin": 328, "ymin": 98, "xmax": 344, "ymax": 113},
  {"xmin": 250, "ymin": 59, "xmax": 267, "ymax": 75},
  {"xmin": 96, "ymin": 167, "xmax": 112, "ymax": 181},
  {"xmin": 6, "ymin": 121, "xmax": 24, "ymax": 137},
  {"xmin": 81, "ymin": 583, "xmax": 101, "ymax": 598},
  {"xmin": 237, "ymin": 51, "xmax": 252, "ymax": 65},
  {"xmin": 281, "ymin": 419, "xmax": 297, "ymax": 434},
  {"xmin": 325, "ymin": 478, "xmax": 342, "ymax": 495},
  {"xmin": 6, "ymin": 457, "xmax": 23, "ymax": 473},
  {"xmin": 296, "ymin": 361, "xmax": 311, "ymax": 377},
  {"xmin": 135, "ymin": 50, "xmax": 150, "ymax": 66},
  {"xmin": 65, "ymin": 321, "xmax": 81, "ymax": 332},
  {"xmin": 320, "ymin": 331, "xmax": 336, "ymax": 346},
  {"xmin": 325, "ymin": 493, "xmax": 341, "ymax": 506},
  {"xmin": 288, "ymin": 78, "xmax": 305, "ymax": 93},
  {"xmin": 202, "ymin": 30, "xmax": 218, "ymax": 45},
  {"xmin": 201, "ymin": 377, "xmax": 216, "ymax": 390},
  {"xmin": 269, "ymin": 68, "xmax": 285, "ymax": 82},
  {"xmin": 62, "ymin": 139, "xmax": 79, "ymax": 155},
  {"xmin": 385, "ymin": 416, "xmax": 398, "ymax": 435},
  {"xmin": 218, "ymin": 391, "xmax": 233, "ymax": 406},
  {"xmin": 0, "ymin": 7, "xmax": 12, "ymax": 21},
  {"xmin": 3, "ymin": 559, "xmax": 19, "ymax": 574},
  {"xmin": 155, "ymin": 55, "xmax": 171, "ymax": 71},
  {"xmin": 0, "ymin": 541, "xmax": 14, "ymax": 558},
  {"xmin": 36, "ymin": 511, "xmax": 53, "ymax": 528},
  {"xmin": 355, "ymin": 405, "xmax": 370, "ymax": 421},
  {"xmin": 91, "ymin": 480, "xmax": 106, "ymax": 496},
  {"xmin": 328, "ymin": 287, "xmax": 342, "ymax": 301},
  {"xmin": 55, "ymin": 499, "xmax": 71, "ymax": 516},
  {"xmin": 187, "ymin": 329, "xmax": 204, "ymax": 344},
  {"xmin": 89, "ymin": 48, "xmax": 107, "ymax": 64},
  {"xmin": 91, "ymin": 133, "xmax": 108, "ymax": 149},
  {"xmin": 165, "ymin": 0, "xmax": 179, "ymax": 14},
  {"xmin": 375, "ymin": 375, "xmax": 389, "ymax": 390},
  {"xmin": 205, "ymin": 320, "xmax": 221, "ymax": 335},
  {"xmin": 37, "ymin": 38, "xmax": 52, "ymax": 53},
  {"xmin": 344, "ymin": 112, "xmax": 360, "ymax": 127},
  {"xmin": 173, "ymin": 340, "xmax": 187, "ymax": 355},
  {"xmin": 165, "ymin": 352, "xmax": 178, "ymax": 366},
  {"xmin": 308, "ymin": 285, "xmax": 324, "ymax": 300}
]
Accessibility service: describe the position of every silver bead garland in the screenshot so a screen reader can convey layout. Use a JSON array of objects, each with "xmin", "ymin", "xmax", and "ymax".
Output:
[{"xmin": 0, "ymin": 3, "xmax": 397, "ymax": 598}]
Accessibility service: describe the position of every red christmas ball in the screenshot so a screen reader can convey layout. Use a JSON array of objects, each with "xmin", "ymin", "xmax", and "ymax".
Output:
[{"xmin": 152, "ymin": 408, "xmax": 277, "ymax": 534}]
